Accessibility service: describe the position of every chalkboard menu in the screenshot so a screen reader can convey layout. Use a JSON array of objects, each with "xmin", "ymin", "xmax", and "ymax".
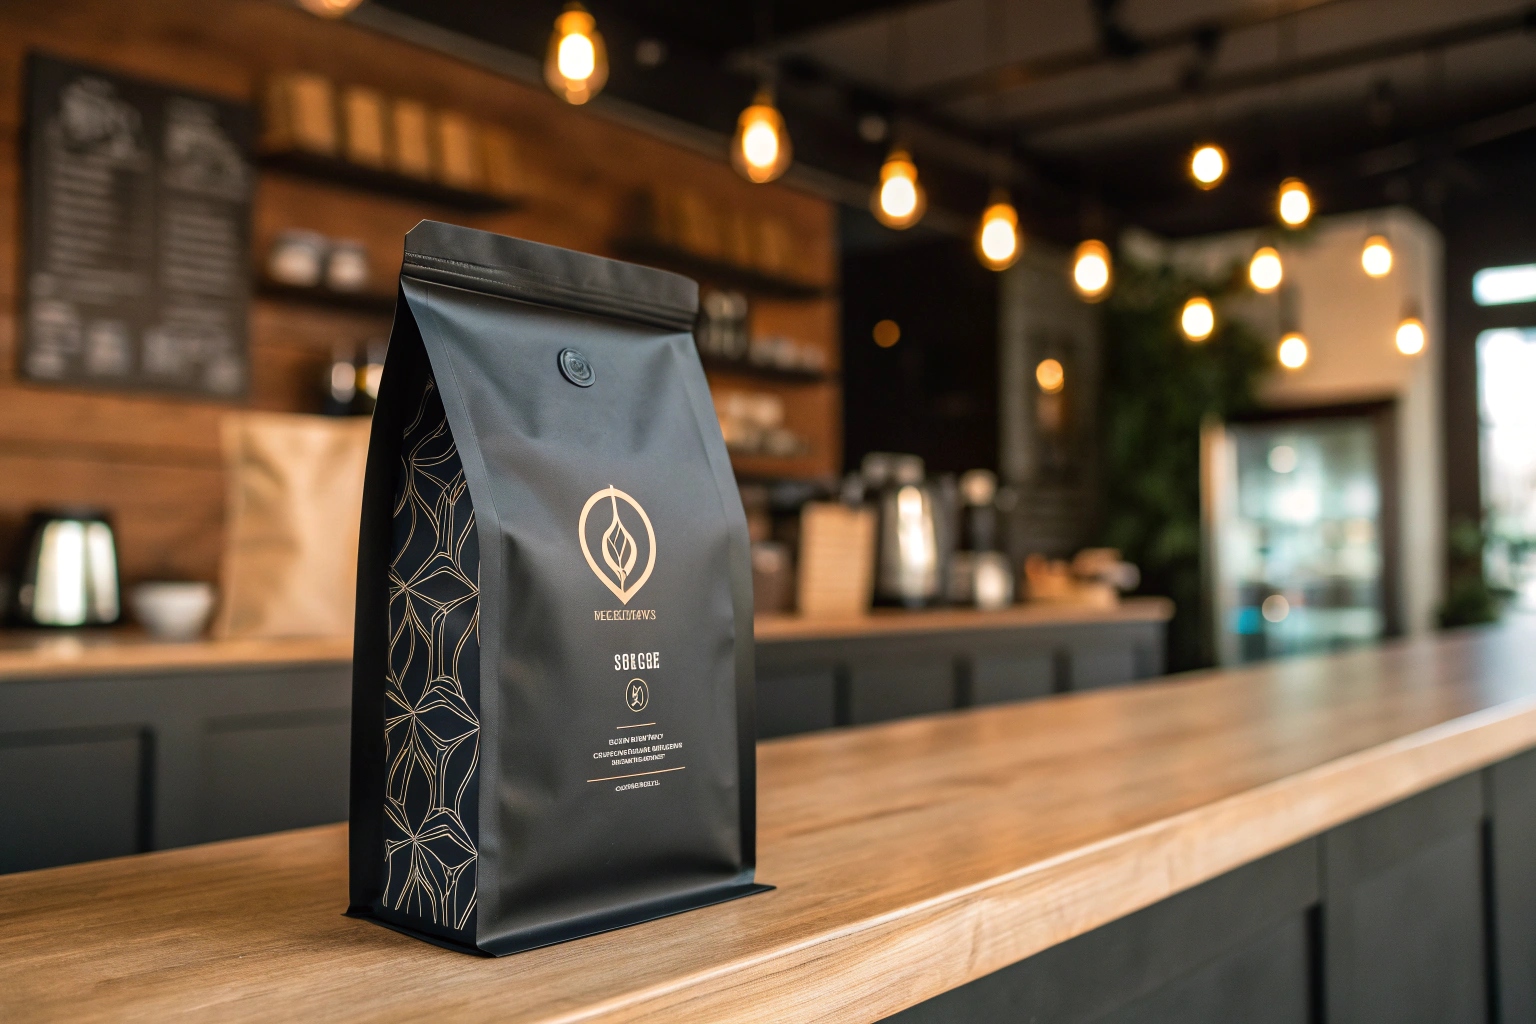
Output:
[{"xmin": 22, "ymin": 54, "xmax": 254, "ymax": 397}]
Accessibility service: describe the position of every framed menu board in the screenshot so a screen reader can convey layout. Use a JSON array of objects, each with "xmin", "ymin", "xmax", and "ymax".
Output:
[{"xmin": 21, "ymin": 54, "xmax": 254, "ymax": 397}]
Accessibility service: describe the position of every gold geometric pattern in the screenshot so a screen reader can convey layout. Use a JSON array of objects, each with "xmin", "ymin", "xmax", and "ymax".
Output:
[{"xmin": 383, "ymin": 376, "xmax": 480, "ymax": 937}]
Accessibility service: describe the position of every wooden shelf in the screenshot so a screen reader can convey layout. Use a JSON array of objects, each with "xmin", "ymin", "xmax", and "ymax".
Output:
[
  {"xmin": 613, "ymin": 239, "xmax": 829, "ymax": 299},
  {"xmin": 255, "ymin": 281, "xmax": 396, "ymax": 316},
  {"xmin": 700, "ymin": 353, "xmax": 829, "ymax": 384},
  {"xmin": 258, "ymin": 150, "xmax": 521, "ymax": 212}
]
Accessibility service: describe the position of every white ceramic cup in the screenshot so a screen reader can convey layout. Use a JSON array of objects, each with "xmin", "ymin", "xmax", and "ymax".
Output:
[{"xmin": 130, "ymin": 581, "xmax": 216, "ymax": 642}]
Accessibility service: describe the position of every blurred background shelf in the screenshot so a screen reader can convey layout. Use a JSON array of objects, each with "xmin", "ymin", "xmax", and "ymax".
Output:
[
  {"xmin": 255, "ymin": 281, "xmax": 396, "ymax": 316},
  {"xmin": 258, "ymin": 150, "xmax": 521, "ymax": 213},
  {"xmin": 613, "ymin": 239, "xmax": 829, "ymax": 299},
  {"xmin": 699, "ymin": 353, "xmax": 830, "ymax": 384}
]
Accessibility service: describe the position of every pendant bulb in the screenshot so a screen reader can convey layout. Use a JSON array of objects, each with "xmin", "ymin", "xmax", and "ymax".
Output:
[
  {"xmin": 976, "ymin": 191, "xmax": 1022, "ymax": 271},
  {"xmin": 1278, "ymin": 177, "xmax": 1312, "ymax": 227},
  {"xmin": 1072, "ymin": 239, "xmax": 1112, "ymax": 301},
  {"xmin": 872, "ymin": 148, "xmax": 926, "ymax": 229},
  {"xmin": 731, "ymin": 88, "xmax": 792, "ymax": 184},
  {"xmin": 1181, "ymin": 295, "xmax": 1215, "ymax": 342},
  {"xmin": 1362, "ymin": 235, "xmax": 1394, "ymax": 278},
  {"xmin": 545, "ymin": 4, "xmax": 608, "ymax": 105},
  {"xmin": 1249, "ymin": 246, "xmax": 1283, "ymax": 293},
  {"xmin": 1189, "ymin": 143, "xmax": 1227, "ymax": 189},
  {"xmin": 1278, "ymin": 331, "xmax": 1309, "ymax": 369}
]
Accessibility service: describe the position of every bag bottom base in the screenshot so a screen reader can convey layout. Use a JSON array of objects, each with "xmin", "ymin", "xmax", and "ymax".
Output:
[{"xmin": 346, "ymin": 879, "xmax": 775, "ymax": 957}]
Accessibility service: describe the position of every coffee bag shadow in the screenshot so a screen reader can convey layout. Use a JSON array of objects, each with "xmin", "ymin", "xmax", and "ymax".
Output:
[{"xmin": 348, "ymin": 221, "xmax": 768, "ymax": 955}]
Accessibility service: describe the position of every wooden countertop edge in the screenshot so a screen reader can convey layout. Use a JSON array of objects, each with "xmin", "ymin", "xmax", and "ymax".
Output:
[
  {"xmin": 564, "ymin": 693, "xmax": 1536, "ymax": 1024},
  {"xmin": 0, "ymin": 600, "xmax": 1172, "ymax": 680}
]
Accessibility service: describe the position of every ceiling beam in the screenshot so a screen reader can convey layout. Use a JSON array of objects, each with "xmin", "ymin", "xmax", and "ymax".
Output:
[
  {"xmin": 1010, "ymin": 7, "xmax": 1536, "ymax": 138},
  {"xmin": 914, "ymin": 0, "xmax": 1345, "ymax": 106}
]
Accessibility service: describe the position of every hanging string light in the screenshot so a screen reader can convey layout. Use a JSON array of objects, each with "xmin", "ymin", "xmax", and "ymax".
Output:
[
  {"xmin": 297, "ymin": 0, "xmax": 363, "ymax": 17},
  {"xmin": 1396, "ymin": 316, "xmax": 1426, "ymax": 356},
  {"xmin": 1189, "ymin": 143, "xmax": 1227, "ymax": 190},
  {"xmin": 1277, "ymin": 178, "xmax": 1312, "ymax": 227},
  {"xmin": 1362, "ymin": 235, "xmax": 1394, "ymax": 277},
  {"xmin": 1278, "ymin": 331, "xmax": 1309, "ymax": 369},
  {"xmin": 545, "ymin": 3, "xmax": 608, "ymax": 105},
  {"xmin": 872, "ymin": 147, "xmax": 925, "ymax": 229},
  {"xmin": 1181, "ymin": 295, "xmax": 1215, "ymax": 342},
  {"xmin": 976, "ymin": 192, "xmax": 1022, "ymax": 270},
  {"xmin": 1072, "ymin": 239, "xmax": 1112, "ymax": 301},
  {"xmin": 731, "ymin": 88, "xmax": 792, "ymax": 183},
  {"xmin": 1249, "ymin": 246, "xmax": 1283, "ymax": 292}
]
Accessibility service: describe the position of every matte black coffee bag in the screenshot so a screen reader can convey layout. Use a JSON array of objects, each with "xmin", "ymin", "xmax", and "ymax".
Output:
[{"xmin": 348, "ymin": 221, "xmax": 766, "ymax": 955}]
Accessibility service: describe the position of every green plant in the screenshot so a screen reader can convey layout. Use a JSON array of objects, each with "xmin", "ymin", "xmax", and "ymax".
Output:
[
  {"xmin": 1437, "ymin": 515, "xmax": 1504, "ymax": 628},
  {"xmin": 1097, "ymin": 260, "xmax": 1272, "ymax": 671}
]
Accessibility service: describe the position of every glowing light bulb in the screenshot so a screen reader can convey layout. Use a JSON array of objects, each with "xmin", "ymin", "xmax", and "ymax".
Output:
[
  {"xmin": 1190, "ymin": 143, "xmax": 1227, "ymax": 189},
  {"xmin": 731, "ymin": 90, "xmax": 792, "ymax": 183},
  {"xmin": 872, "ymin": 319, "xmax": 901, "ymax": 348},
  {"xmin": 1072, "ymin": 239, "xmax": 1112, "ymax": 301},
  {"xmin": 1181, "ymin": 296, "xmax": 1215, "ymax": 342},
  {"xmin": 1278, "ymin": 178, "xmax": 1312, "ymax": 227},
  {"xmin": 297, "ymin": 0, "xmax": 363, "ymax": 17},
  {"xmin": 1362, "ymin": 235, "xmax": 1393, "ymax": 278},
  {"xmin": 545, "ymin": 4, "xmax": 608, "ymax": 105},
  {"xmin": 1396, "ymin": 317, "xmax": 1426, "ymax": 356},
  {"xmin": 871, "ymin": 148, "xmax": 925, "ymax": 229},
  {"xmin": 1249, "ymin": 246, "xmax": 1283, "ymax": 292},
  {"xmin": 1035, "ymin": 358, "xmax": 1065, "ymax": 393},
  {"xmin": 976, "ymin": 195, "xmax": 1021, "ymax": 271},
  {"xmin": 1278, "ymin": 331, "xmax": 1309, "ymax": 369}
]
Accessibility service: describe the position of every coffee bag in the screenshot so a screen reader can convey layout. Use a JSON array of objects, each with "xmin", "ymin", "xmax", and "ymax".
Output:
[{"xmin": 348, "ymin": 221, "xmax": 766, "ymax": 955}]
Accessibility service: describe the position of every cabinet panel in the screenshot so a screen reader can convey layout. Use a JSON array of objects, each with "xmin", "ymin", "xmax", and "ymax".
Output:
[
  {"xmin": 1068, "ymin": 646, "xmax": 1137, "ymax": 691},
  {"xmin": 1490, "ymin": 748, "xmax": 1536, "ymax": 1023},
  {"xmin": 885, "ymin": 840, "xmax": 1318, "ymax": 1023},
  {"xmin": 1323, "ymin": 774, "xmax": 1487, "ymax": 1024},
  {"xmin": 757, "ymin": 667, "xmax": 837, "ymax": 739},
  {"xmin": 0, "ymin": 729, "xmax": 145, "ymax": 873},
  {"xmin": 198, "ymin": 710, "xmax": 351, "ymax": 843},
  {"xmin": 847, "ymin": 657, "xmax": 956, "ymax": 726},
  {"xmin": 1097, "ymin": 915, "xmax": 1310, "ymax": 1024},
  {"xmin": 970, "ymin": 651, "xmax": 1054, "ymax": 706}
]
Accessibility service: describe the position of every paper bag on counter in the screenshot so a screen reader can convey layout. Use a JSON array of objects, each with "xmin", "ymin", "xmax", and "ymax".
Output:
[
  {"xmin": 213, "ymin": 412, "xmax": 370, "ymax": 639},
  {"xmin": 796, "ymin": 502, "xmax": 876, "ymax": 618}
]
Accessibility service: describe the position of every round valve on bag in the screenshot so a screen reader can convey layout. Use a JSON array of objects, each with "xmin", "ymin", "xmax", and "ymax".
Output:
[{"xmin": 558, "ymin": 347, "xmax": 595, "ymax": 387}]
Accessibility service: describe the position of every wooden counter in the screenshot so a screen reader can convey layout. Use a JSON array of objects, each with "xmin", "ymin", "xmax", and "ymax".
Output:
[
  {"xmin": 0, "ymin": 600, "xmax": 1169, "ymax": 681},
  {"xmin": 4, "ymin": 623, "xmax": 1536, "ymax": 1023}
]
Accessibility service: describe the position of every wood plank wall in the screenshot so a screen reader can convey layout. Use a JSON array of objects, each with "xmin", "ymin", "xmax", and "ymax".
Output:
[{"xmin": 0, "ymin": 0, "xmax": 840, "ymax": 590}]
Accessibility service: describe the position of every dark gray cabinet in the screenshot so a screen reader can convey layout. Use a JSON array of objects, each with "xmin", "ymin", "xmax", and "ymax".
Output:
[
  {"xmin": 0, "ymin": 664, "xmax": 351, "ymax": 873},
  {"xmin": 757, "ymin": 617, "xmax": 1167, "ymax": 739},
  {"xmin": 887, "ymin": 751, "xmax": 1536, "ymax": 1024}
]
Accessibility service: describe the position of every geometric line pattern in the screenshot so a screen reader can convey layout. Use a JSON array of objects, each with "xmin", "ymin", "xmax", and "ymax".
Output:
[{"xmin": 383, "ymin": 375, "xmax": 480, "ymax": 938}]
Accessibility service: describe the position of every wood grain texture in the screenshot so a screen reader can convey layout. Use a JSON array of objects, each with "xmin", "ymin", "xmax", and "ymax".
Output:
[
  {"xmin": 0, "ymin": 0, "xmax": 841, "ymax": 591},
  {"xmin": 0, "ymin": 603, "xmax": 1163, "ymax": 680},
  {"xmin": 754, "ymin": 595, "xmax": 1173, "ymax": 641},
  {"xmin": 3, "ymin": 624, "xmax": 1536, "ymax": 1023}
]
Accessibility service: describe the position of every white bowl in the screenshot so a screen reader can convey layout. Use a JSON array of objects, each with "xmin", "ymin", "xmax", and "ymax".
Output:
[{"xmin": 131, "ymin": 582, "xmax": 216, "ymax": 641}]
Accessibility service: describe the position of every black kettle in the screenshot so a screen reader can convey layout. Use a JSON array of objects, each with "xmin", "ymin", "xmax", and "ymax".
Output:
[{"xmin": 12, "ymin": 509, "xmax": 121, "ymax": 627}]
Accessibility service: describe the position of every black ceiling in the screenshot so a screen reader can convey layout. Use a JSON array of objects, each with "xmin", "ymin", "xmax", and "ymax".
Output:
[{"xmin": 369, "ymin": 0, "xmax": 1536, "ymax": 242}]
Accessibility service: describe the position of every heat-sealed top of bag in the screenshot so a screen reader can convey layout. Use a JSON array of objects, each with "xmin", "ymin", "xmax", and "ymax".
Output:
[{"xmin": 348, "ymin": 220, "xmax": 767, "ymax": 956}]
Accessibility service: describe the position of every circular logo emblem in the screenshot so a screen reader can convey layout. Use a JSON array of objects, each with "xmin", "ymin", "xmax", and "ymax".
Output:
[
  {"xmin": 626, "ymin": 678, "xmax": 650, "ymax": 712},
  {"xmin": 578, "ymin": 486, "xmax": 656, "ymax": 605},
  {"xmin": 558, "ymin": 347, "xmax": 594, "ymax": 387}
]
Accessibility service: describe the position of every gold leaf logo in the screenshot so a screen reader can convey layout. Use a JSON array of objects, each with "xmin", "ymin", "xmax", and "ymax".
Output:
[{"xmin": 578, "ymin": 486, "xmax": 656, "ymax": 604}]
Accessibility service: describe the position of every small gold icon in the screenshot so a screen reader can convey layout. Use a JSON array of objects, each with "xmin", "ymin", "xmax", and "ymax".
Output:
[
  {"xmin": 578, "ymin": 485, "xmax": 656, "ymax": 604},
  {"xmin": 626, "ymin": 678, "xmax": 650, "ymax": 713}
]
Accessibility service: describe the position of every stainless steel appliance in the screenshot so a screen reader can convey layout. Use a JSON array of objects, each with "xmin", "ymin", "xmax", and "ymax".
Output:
[
  {"xmin": 13, "ymin": 509, "xmax": 120, "ymax": 626},
  {"xmin": 865, "ymin": 453, "xmax": 944, "ymax": 607}
]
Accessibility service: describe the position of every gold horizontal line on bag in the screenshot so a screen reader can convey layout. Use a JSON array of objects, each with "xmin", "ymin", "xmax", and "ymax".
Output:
[{"xmin": 587, "ymin": 766, "xmax": 686, "ymax": 783}]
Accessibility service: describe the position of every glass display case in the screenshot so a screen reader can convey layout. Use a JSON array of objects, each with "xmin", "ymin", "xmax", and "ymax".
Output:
[{"xmin": 1204, "ymin": 408, "xmax": 1396, "ymax": 665}]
